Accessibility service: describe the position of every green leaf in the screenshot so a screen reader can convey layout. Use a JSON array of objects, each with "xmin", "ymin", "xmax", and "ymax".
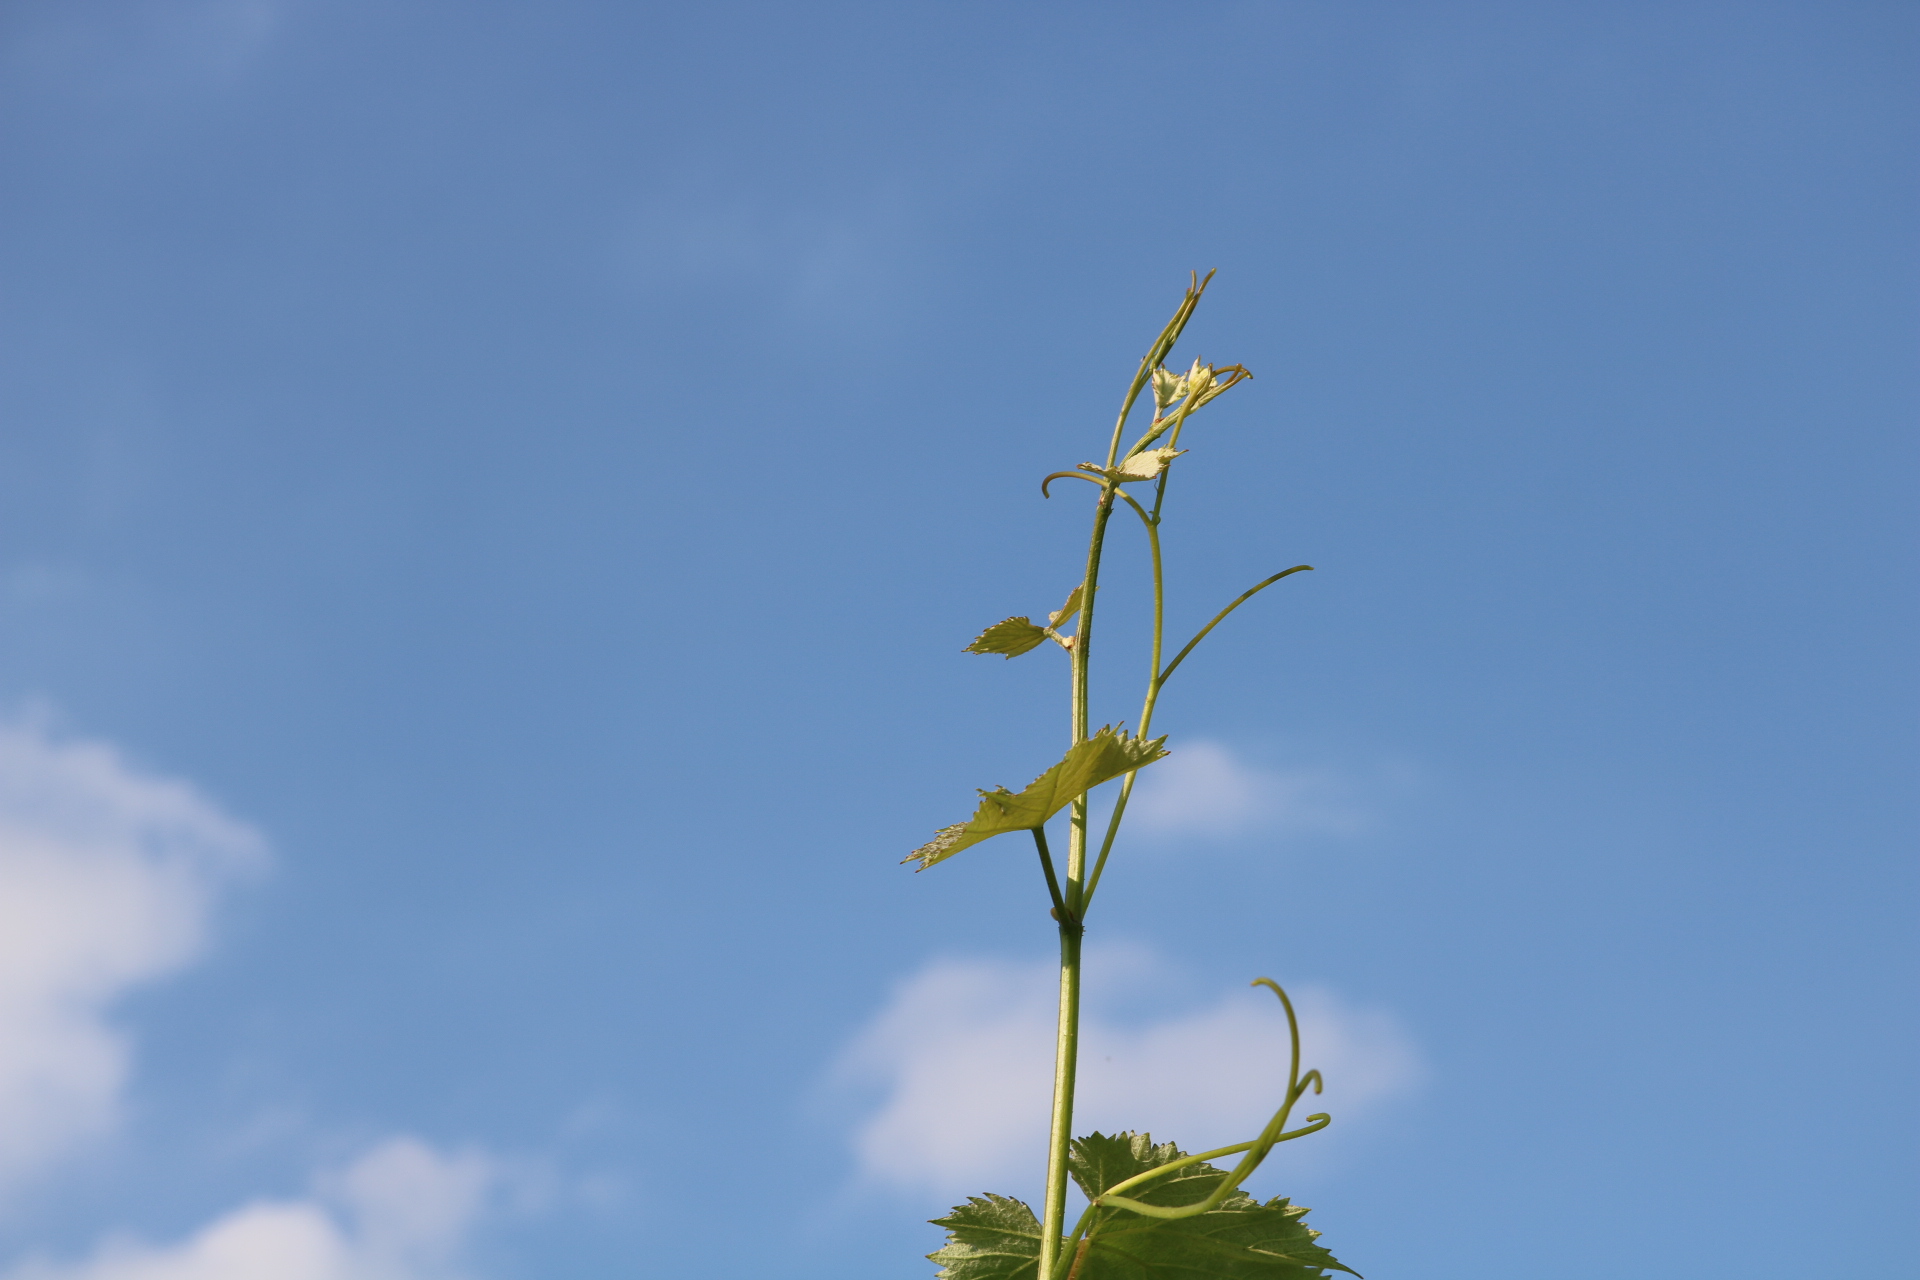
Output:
[
  {"xmin": 928, "ymin": 1194, "xmax": 1043, "ymax": 1280},
  {"xmin": 1048, "ymin": 585, "xmax": 1084, "ymax": 630},
  {"xmin": 966, "ymin": 617, "xmax": 1050, "ymax": 659},
  {"xmin": 1064, "ymin": 1132, "xmax": 1357, "ymax": 1280},
  {"xmin": 905, "ymin": 728, "xmax": 1170, "ymax": 870},
  {"xmin": 1070, "ymin": 1131, "xmax": 1203, "ymax": 1202}
]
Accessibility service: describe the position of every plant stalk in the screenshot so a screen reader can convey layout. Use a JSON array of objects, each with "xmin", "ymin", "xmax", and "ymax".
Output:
[
  {"xmin": 1039, "ymin": 484, "xmax": 1114, "ymax": 1277},
  {"xmin": 1038, "ymin": 918, "xmax": 1083, "ymax": 1279},
  {"xmin": 1082, "ymin": 489, "xmax": 1164, "ymax": 911},
  {"xmin": 1039, "ymin": 277, "xmax": 1211, "ymax": 1279}
]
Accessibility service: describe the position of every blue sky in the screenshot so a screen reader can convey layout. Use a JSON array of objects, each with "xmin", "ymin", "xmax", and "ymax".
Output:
[{"xmin": 0, "ymin": 2, "xmax": 1914, "ymax": 1277}]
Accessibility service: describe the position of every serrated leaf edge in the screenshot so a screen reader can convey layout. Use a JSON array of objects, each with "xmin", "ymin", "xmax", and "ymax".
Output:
[{"xmin": 905, "ymin": 727, "xmax": 1170, "ymax": 870}]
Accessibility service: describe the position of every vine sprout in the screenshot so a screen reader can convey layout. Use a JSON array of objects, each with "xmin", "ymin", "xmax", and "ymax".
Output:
[{"xmin": 908, "ymin": 275, "xmax": 1354, "ymax": 1280}]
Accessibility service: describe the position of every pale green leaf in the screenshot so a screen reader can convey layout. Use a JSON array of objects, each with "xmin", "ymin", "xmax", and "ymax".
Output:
[
  {"xmin": 905, "ymin": 728, "xmax": 1170, "ymax": 870},
  {"xmin": 1150, "ymin": 364, "xmax": 1188, "ymax": 410},
  {"xmin": 1048, "ymin": 585, "xmax": 1084, "ymax": 630},
  {"xmin": 1063, "ymin": 1132, "xmax": 1356, "ymax": 1280},
  {"xmin": 1115, "ymin": 447, "xmax": 1185, "ymax": 481},
  {"xmin": 965, "ymin": 617, "xmax": 1050, "ymax": 658},
  {"xmin": 1077, "ymin": 448, "xmax": 1185, "ymax": 485},
  {"xmin": 927, "ymin": 1194, "xmax": 1043, "ymax": 1280},
  {"xmin": 1162, "ymin": 358, "xmax": 1249, "ymax": 412}
]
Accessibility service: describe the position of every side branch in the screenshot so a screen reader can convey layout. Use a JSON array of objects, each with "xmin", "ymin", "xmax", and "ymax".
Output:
[
  {"xmin": 1157, "ymin": 566, "xmax": 1313, "ymax": 687},
  {"xmin": 1032, "ymin": 827, "xmax": 1075, "ymax": 928}
]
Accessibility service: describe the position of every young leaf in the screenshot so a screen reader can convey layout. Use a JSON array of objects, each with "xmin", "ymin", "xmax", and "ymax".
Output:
[
  {"xmin": 1076, "ymin": 448, "xmax": 1185, "ymax": 485},
  {"xmin": 905, "ymin": 728, "xmax": 1170, "ymax": 870},
  {"xmin": 967, "ymin": 617, "xmax": 1051, "ymax": 658},
  {"xmin": 1064, "ymin": 1133, "xmax": 1356, "ymax": 1279},
  {"xmin": 928, "ymin": 1194, "xmax": 1044, "ymax": 1280},
  {"xmin": 1048, "ymin": 585, "xmax": 1084, "ymax": 630},
  {"xmin": 1150, "ymin": 364, "xmax": 1188, "ymax": 411}
]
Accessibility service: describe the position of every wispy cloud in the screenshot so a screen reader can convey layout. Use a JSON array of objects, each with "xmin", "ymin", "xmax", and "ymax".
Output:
[
  {"xmin": 613, "ymin": 182, "xmax": 918, "ymax": 335},
  {"xmin": 5, "ymin": 1137, "xmax": 496, "ymax": 1280},
  {"xmin": 1128, "ymin": 740, "xmax": 1366, "ymax": 841},
  {"xmin": 832, "ymin": 951, "xmax": 1421, "ymax": 1199},
  {"xmin": 0, "ymin": 718, "xmax": 264, "ymax": 1190}
]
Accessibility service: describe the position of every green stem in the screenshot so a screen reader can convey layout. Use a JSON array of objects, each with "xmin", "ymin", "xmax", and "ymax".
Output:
[
  {"xmin": 1038, "ymin": 921, "xmax": 1083, "ymax": 1278},
  {"xmin": 1081, "ymin": 489, "xmax": 1163, "ymax": 912},
  {"xmin": 1066, "ymin": 487, "xmax": 1115, "ymax": 910},
  {"xmin": 1149, "ymin": 466, "xmax": 1170, "ymax": 525},
  {"xmin": 1040, "ymin": 485, "xmax": 1113, "ymax": 1278},
  {"xmin": 1039, "ymin": 276, "xmax": 1213, "ymax": 1280},
  {"xmin": 1032, "ymin": 827, "xmax": 1070, "ymax": 924},
  {"xmin": 1092, "ymin": 562, "xmax": 1314, "ymax": 917}
]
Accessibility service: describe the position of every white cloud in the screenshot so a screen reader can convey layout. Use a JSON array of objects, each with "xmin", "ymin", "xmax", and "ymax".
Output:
[
  {"xmin": 5, "ymin": 1137, "xmax": 495, "ymax": 1280},
  {"xmin": 0, "ymin": 721, "xmax": 512, "ymax": 1276},
  {"xmin": 1128, "ymin": 741, "xmax": 1362, "ymax": 840},
  {"xmin": 834, "ymin": 952, "xmax": 1420, "ymax": 1198},
  {"xmin": 837, "ymin": 957, "xmax": 1055, "ymax": 1193},
  {"xmin": 0, "ymin": 718, "xmax": 264, "ymax": 1189}
]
